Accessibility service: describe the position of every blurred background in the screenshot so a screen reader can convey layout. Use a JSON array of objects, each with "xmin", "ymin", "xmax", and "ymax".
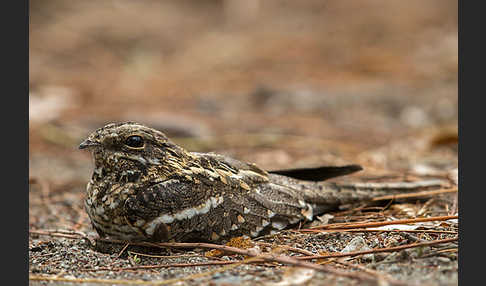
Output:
[{"xmin": 29, "ymin": 1, "xmax": 458, "ymax": 211}]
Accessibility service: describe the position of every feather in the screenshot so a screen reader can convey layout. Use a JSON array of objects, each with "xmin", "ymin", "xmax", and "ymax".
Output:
[{"xmin": 269, "ymin": 164, "xmax": 362, "ymax": 181}]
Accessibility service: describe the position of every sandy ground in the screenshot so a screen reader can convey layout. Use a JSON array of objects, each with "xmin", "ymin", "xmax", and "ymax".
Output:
[{"xmin": 29, "ymin": 1, "xmax": 457, "ymax": 285}]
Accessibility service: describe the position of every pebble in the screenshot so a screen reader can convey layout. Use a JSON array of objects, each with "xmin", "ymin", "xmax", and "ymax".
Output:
[{"xmin": 341, "ymin": 236, "xmax": 374, "ymax": 261}]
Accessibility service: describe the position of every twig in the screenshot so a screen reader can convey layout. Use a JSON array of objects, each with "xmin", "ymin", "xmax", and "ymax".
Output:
[
  {"xmin": 435, "ymin": 248, "xmax": 458, "ymax": 254},
  {"xmin": 420, "ymin": 248, "xmax": 458, "ymax": 259},
  {"xmin": 126, "ymin": 251, "xmax": 206, "ymax": 259},
  {"xmin": 299, "ymin": 229, "xmax": 457, "ymax": 235},
  {"xmin": 82, "ymin": 260, "xmax": 241, "ymax": 272},
  {"xmin": 296, "ymin": 237, "xmax": 458, "ymax": 260},
  {"xmin": 30, "ymin": 275, "xmax": 164, "ymax": 285},
  {"xmin": 94, "ymin": 238, "xmax": 405, "ymax": 285},
  {"xmin": 311, "ymin": 215, "xmax": 458, "ymax": 229},
  {"xmin": 29, "ymin": 229, "xmax": 87, "ymax": 239},
  {"xmin": 371, "ymin": 188, "xmax": 458, "ymax": 201},
  {"xmin": 116, "ymin": 243, "xmax": 130, "ymax": 259}
]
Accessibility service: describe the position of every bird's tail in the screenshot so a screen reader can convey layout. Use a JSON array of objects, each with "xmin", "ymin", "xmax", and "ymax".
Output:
[{"xmin": 300, "ymin": 178, "xmax": 450, "ymax": 215}]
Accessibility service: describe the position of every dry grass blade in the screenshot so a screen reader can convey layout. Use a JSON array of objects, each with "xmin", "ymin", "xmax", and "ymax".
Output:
[{"xmin": 371, "ymin": 188, "xmax": 458, "ymax": 201}]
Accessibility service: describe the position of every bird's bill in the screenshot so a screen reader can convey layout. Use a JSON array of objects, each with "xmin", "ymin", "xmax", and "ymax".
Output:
[{"xmin": 79, "ymin": 139, "xmax": 100, "ymax": 149}]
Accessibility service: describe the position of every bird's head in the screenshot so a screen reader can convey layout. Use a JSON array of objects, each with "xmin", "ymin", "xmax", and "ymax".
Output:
[{"xmin": 79, "ymin": 122, "xmax": 187, "ymax": 177}]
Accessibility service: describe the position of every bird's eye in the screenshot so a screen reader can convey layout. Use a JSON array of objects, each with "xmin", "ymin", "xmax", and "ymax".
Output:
[{"xmin": 125, "ymin": 135, "xmax": 144, "ymax": 148}]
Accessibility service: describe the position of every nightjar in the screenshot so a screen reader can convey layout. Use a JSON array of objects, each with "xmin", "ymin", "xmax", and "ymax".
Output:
[{"xmin": 79, "ymin": 122, "xmax": 444, "ymax": 243}]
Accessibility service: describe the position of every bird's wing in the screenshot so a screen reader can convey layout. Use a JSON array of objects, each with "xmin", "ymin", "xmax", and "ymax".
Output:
[
  {"xmin": 194, "ymin": 151, "xmax": 362, "ymax": 182},
  {"xmin": 191, "ymin": 152, "xmax": 270, "ymax": 184},
  {"xmin": 269, "ymin": 164, "xmax": 363, "ymax": 181}
]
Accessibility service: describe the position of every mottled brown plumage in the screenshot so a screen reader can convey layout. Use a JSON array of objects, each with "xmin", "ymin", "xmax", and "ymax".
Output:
[{"xmin": 79, "ymin": 122, "xmax": 445, "ymax": 243}]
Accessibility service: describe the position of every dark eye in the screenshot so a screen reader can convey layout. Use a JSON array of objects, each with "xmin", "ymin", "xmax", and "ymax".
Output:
[{"xmin": 125, "ymin": 135, "xmax": 144, "ymax": 148}]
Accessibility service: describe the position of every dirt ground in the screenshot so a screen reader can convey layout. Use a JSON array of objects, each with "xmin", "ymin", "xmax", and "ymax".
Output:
[{"xmin": 29, "ymin": 1, "xmax": 458, "ymax": 285}]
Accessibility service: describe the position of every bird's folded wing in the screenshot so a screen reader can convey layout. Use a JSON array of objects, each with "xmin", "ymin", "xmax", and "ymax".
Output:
[{"xmin": 269, "ymin": 164, "xmax": 363, "ymax": 182}]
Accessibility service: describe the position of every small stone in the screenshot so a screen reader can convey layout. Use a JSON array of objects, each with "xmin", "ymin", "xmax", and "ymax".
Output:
[{"xmin": 341, "ymin": 236, "xmax": 374, "ymax": 261}]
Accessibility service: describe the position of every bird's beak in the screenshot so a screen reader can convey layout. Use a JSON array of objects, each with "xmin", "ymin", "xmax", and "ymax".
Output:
[{"xmin": 79, "ymin": 139, "xmax": 99, "ymax": 150}]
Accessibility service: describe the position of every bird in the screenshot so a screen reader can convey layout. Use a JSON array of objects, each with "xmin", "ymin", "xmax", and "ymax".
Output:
[{"xmin": 79, "ymin": 122, "xmax": 445, "ymax": 243}]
